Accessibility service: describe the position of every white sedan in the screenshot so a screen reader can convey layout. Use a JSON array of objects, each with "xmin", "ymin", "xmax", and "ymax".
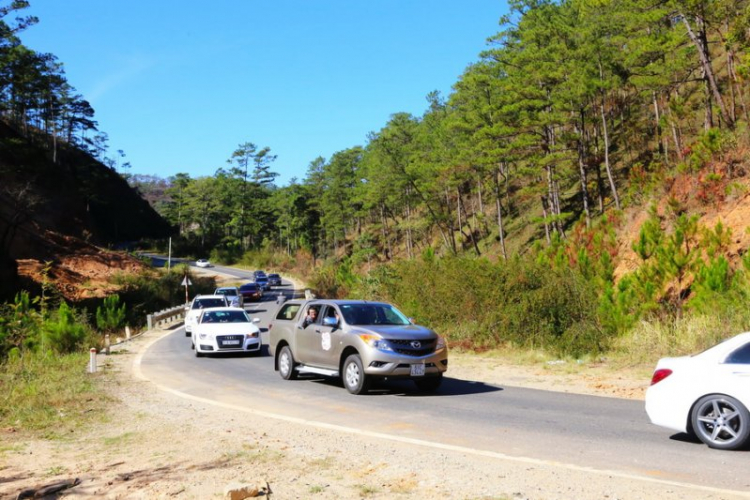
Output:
[
  {"xmin": 196, "ymin": 259, "xmax": 211, "ymax": 268},
  {"xmin": 645, "ymin": 332, "xmax": 750, "ymax": 450},
  {"xmin": 191, "ymin": 307, "xmax": 262, "ymax": 357}
]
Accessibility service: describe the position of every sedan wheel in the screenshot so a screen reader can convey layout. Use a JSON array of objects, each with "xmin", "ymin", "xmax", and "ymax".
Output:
[
  {"xmin": 278, "ymin": 346, "xmax": 297, "ymax": 380},
  {"xmin": 343, "ymin": 354, "xmax": 369, "ymax": 395},
  {"xmin": 691, "ymin": 395, "xmax": 750, "ymax": 450}
]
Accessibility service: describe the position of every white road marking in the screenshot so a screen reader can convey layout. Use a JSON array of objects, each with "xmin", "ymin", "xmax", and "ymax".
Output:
[{"xmin": 133, "ymin": 329, "xmax": 750, "ymax": 498}]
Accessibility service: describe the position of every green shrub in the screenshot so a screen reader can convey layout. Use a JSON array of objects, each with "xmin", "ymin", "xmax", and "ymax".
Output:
[
  {"xmin": 43, "ymin": 302, "xmax": 91, "ymax": 354},
  {"xmin": 95, "ymin": 294, "xmax": 126, "ymax": 333}
]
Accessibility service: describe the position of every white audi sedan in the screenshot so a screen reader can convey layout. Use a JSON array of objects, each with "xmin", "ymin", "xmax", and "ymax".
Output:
[
  {"xmin": 191, "ymin": 307, "xmax": 262, "ymax": 357},
  {"xmin": 645, "ymin": 332, "xmax": 750, "ymax": 450}
]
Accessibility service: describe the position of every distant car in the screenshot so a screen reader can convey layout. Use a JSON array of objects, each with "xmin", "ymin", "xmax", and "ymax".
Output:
[
  {"xmin": 191, "ymin": 307, "xmax": 262, "ymax": 357},
  {"xmin": 253, "ymin": 270, "xmax": 266, "ymax": 278},
  {"xmin": 239, "ymin": 282, "xmax": 262, "ymax": 302},
  {"xmin": 214, "ymin": 286, "xmax": 243, "ymax": 308},
  {"xmin": 646, "ymin": 332, "xmax": 750, "ymax": 450},
  {"xmin": 184, "ymin": 295, "xmax": 229, "ymax": 336},
  {"xmin": 255, "ymin": 276, "xmax": 269, "ymax": 291},
  {"xmin": 268, "ymin": 299, "xmax": 448, "ymax": 394},
  {"xmin": 268, "ymin": 273, "xmax": 282, "ymax": 287},
  {"xmin": 196, "ymin": 259, "xmax": 211, "ymax": 268}
]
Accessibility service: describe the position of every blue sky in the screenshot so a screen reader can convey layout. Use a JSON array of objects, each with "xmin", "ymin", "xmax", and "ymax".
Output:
[{"xmin": 21, "ymin": 1, "xmax": 508, "ymax": 186}]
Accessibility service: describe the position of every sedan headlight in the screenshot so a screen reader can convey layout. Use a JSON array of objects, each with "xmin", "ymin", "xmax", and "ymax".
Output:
[
  {"xmin": 246, "ymin": 331, "xmax": 259, "ymax": 339},
  {"xmin": 358, "ymin": 333, "xmax": 393, "ymax": 352},
  {"xmin": 198, "ymin": 333, "xmax": 208, "ymax": 339}
]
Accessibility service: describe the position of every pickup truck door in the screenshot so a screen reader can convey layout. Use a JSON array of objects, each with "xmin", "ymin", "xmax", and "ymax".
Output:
[
  {"xmin": 312, "ymin": 305, "xmax": 345, "ymax": 369},
  {"xmin": 295, "ymin": 305, "xmax": 321, "ymax": 365}
]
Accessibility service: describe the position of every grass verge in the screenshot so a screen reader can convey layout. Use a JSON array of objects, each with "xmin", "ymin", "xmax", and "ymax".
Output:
[{"xmin": 0, "ymin": 351, "xmax": 111, "ymax": 439}]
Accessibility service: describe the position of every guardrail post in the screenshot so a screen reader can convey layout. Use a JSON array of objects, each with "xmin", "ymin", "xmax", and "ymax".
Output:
[
  {"xmin": 105, "ymin": 334, "xmax": 110, "ymax": 355},
  {"xmin": 125, "ymin": 326, "xmax": 131, "ymax": 340},
  {"xmin": 147, "ymin": 314, "xmax": 153, "ymax": 330}
]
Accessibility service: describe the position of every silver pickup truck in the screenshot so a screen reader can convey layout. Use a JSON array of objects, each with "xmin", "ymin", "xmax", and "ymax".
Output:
[{"xmin": 268, "ymin": 299, "xmax": 448, "ymax": 394}]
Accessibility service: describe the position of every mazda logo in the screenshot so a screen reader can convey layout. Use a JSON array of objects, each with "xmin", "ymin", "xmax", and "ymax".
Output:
[{"xmin": 410, "ymin": 341, "xmax": 421, "ymax": 349}]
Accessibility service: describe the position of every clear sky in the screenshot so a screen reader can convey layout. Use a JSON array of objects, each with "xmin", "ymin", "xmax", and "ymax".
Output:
[{"xmin": 20, "ymin": 1, "xmax": 508, "ymax": 186}]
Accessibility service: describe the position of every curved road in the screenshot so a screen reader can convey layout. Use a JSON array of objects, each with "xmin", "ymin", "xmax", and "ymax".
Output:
[{"xmin": 139, "ymin": 264, "xmax": 750, "ymax": 496}]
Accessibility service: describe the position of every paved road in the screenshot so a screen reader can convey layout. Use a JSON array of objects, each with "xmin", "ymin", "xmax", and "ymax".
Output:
[{"xmin": 139, "ymin": 264, "xmax": 750, "ymax": 495}]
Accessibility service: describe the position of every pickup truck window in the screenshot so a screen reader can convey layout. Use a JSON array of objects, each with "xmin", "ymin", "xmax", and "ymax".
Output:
[{"xmin": 276, "ymin": 303, "xmax": 301, "ymax": 321}]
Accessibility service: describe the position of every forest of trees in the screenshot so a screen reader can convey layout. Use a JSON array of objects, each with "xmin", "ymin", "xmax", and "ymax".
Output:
[{"xmin": 140, "ymin": 0, "xmax": 750, "ymax": 261}]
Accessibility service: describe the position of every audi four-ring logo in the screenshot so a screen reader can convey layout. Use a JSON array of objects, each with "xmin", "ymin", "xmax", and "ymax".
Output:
[{"xmin": 410, "ymin": 341, "xmax": 421, "ymax": 349}]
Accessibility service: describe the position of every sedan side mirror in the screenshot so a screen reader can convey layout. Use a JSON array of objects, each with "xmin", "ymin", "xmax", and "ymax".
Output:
[{"xmin": 252, "ymin": 317, "xmax": 261, "ymax": 324}]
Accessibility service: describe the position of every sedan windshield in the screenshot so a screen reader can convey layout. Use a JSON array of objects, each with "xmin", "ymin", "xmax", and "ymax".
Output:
[
  {"xmin": 201, "ymin": 310, "xmax": 248, "ymax": 323},
  {"xmin": 339, "ymin": 304, "xmax": 410, "ymax": 326},
  {"xmin": 216, "ymin": 289, "xmax": 238, "ymax": 296},
  {"xmin": 193, "ymin": 298, "xmax": 226, "ymax": 309}
]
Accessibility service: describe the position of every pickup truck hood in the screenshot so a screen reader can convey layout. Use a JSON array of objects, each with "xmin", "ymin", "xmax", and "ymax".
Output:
[{"xmin": 355, "ymin": 324, "xmax": 437, "ymax": 340}]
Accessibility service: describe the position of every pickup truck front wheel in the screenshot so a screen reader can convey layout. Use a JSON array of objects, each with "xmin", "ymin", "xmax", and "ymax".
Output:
[
  {"xmin": 343, "ymin": 354, "xmax": 369, "ymax": 395},
  {"xmin": 278, "ymin": 346, "xmax": 297, "ymax": 380}
]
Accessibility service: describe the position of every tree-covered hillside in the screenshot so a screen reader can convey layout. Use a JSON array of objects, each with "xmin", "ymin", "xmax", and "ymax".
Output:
[{"xmin": 136, "ymin": 0, "xmax": 750, "ymax": 355}]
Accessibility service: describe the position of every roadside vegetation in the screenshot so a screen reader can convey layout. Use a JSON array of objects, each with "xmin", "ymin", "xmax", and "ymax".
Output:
[{"xmin": 0, "ymin": 265, "xmax": 215, "ymax": 434}]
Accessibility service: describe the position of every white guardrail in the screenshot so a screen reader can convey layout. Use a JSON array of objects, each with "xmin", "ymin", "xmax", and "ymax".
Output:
[{"xmin": 146, "ymin": 304, "xmax": 186, "ymax": 330}]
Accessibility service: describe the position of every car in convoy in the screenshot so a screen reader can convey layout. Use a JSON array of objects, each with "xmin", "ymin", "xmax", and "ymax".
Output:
[
  {"xmin": 268, "ymin": 299, "xmax": 448, "ymax": 394},
  {"xmin": 239, "ymin": 282, "xmax": 262, "ymax": 302},
  {"xmin": 253, "ymin": 270, "xmax": 266, "ymax": 279},
  {"xmin": 255, "ymin": 275, "xmax": 269, "ymax": 291},
  {"xmin": 184, "ymin": 295, "xmax": 229, "ymax": 336},
  {"xmin": 645, "ymin": 332, "xmax": 750, "ymax": 450},
  {"xmin": 268, "ymin": 273, "xmax": 282, "ymax": 287},
  {"xmin": 196, "ymin": 259, "xmax": 211, "ymax": 268},
  {"xmin": 191, "ymin": 307, "xmax": 262, "ymax": 357},
  {"xmin": 214, "ymin": 286, "xmax": 243, "ymax": 308}
]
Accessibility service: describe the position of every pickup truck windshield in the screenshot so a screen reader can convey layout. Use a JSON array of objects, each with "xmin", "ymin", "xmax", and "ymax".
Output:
[{"xmin": 340, "ymin": 304, "xmax": 410, "ymax": 326}]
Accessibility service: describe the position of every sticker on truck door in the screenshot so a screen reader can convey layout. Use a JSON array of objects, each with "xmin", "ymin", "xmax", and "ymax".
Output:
[{"xmin": 321, "ymin": 331, "xmax": 331, "ymax": 351}]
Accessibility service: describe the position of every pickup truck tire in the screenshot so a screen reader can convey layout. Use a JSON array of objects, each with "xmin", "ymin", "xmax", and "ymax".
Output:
[
  {"xmin": 414, "ymin": 373, "xmax": 443, "ymax": 392},
  {"xmin": 343, "ymin": 354, "xmax": 369, "ymax": 395},
  {"xmin": 278, "ymin": 346, "xmax": 297, "ymax": 380}
]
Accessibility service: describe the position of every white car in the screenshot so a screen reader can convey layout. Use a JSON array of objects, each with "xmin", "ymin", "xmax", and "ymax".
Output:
[
  {"xmin": 191, "ymin": 307, "xmax": 262, "ymax": 357},
  {"xmin": 196, "ymin": 259, "xmax": 211, "ymax": 268},
  {"xmin": 645, "ymin": 332, "xmax": 750, "ymax": 450},
  {"xmin": 184, "ymin": 295, "xmax": 229, "ymax": 336},
  {"xmin": 214, "ymin": 286, "xmax": 243, "ymax": 308}
]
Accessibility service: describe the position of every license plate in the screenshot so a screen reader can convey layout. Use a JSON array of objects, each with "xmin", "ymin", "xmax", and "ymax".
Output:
[
  {"xmin": 410, "ymin": 363, "xmax": 425, "ymax": 377},
  {"xmin": 223, "ymin": 340, "xmax": 240, "ymax": 345}
]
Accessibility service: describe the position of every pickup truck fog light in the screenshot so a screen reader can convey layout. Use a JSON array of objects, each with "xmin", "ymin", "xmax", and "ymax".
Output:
[{"xmin": 370, "ymin": 361, "xmax": 387, "ymax": 368}]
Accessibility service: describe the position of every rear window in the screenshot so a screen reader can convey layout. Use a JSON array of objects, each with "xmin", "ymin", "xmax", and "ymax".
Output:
[
  {"xmin": 276, "ymin": 303, "xmax": 301, "ymax": 321},
  {"xmin": 241, "ymin": 284, "xmax": 258, "ymax": 291},
  {"xmin": 726, "ymin": 342, "xmax": 750, "ymax": 364},
  {"xmin": 193, "ymin": 298, "xmax": 226, "ymax": 309}
]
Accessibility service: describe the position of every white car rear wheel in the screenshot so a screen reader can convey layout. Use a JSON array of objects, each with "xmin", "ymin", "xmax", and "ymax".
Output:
[{"xmin": 692, "ymin": 395, "xmax": 750, "ymax": 450}]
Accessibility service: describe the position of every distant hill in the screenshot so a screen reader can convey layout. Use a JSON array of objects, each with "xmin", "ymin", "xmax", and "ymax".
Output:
[{"xmin": 0, "ymin": 120, "xmax": 172, "ymax": 301}]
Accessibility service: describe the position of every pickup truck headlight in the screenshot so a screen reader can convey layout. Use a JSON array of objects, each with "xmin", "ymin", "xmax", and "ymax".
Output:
[
  {"xmin": 436, "ymin": 336, "xmax": 446, "ymax": 350},
  {"xmin": 358, "ymin": 334, "xmax": 393, "ymax": 352}
]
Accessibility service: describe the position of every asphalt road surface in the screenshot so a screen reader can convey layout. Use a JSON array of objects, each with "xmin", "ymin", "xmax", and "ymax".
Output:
[{"xmin": 138, "ymin": 261, "xmax": 750, "ymax": 495}]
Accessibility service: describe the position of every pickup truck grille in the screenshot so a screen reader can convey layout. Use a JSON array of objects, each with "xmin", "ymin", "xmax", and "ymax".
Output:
[{"xmin": 389, "ymin": 338, "xmax": 435, "ymax": 356}]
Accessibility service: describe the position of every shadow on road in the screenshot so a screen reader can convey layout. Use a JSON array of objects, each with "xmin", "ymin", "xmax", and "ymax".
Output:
[{"xmin": 302, "ymin": 375, "xmax": 503, "ymax": 397}]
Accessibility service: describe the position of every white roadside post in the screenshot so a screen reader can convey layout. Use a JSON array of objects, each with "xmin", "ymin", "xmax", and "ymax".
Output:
[{"xmin": 88, "ymin": 348, "xmax": 97, "ymax": 373}]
